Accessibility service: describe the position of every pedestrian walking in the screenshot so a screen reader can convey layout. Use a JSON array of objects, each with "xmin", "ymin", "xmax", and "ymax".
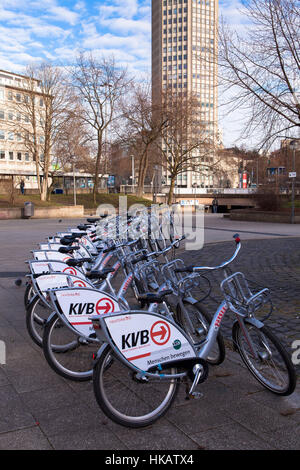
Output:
[
  {"xmin": 212, "ymin": 197, "xmax": 218, "ymax": 213},
  {"xmin": 20, "ymin": 180, "xmax": 25, "ymax": 195}
]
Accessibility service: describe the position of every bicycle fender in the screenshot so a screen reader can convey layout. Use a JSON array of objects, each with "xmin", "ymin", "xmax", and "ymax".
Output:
[
  {"xmin": 93, "ymin": 342, "xmax": 110, "ymax": 367},
  {"xmin": 232, "ymin": 317, "xmax": 264, "ymax": 350},
  {"xmin": 244, "ymin": 317, "xmax": 264, "ymax": 329},
  {"xmin": 182, "ymin": 296, "xmax": 198, "ymax": 305}
]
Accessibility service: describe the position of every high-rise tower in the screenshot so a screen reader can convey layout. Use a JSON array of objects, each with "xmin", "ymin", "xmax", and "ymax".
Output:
[{"xmin": 152, "ymin": 0, "xmax": 219, "ymax": 190}]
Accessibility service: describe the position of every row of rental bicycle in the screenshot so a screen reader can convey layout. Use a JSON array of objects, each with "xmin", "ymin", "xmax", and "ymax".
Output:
[{"xmin": 24, "ymin": 206, "xmax": 297, "ymax": 428}]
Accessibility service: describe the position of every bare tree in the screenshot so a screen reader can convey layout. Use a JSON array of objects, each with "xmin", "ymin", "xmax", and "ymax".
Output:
[
  {"xmin": 219, "ymin": 0, "xmax": 300, "ymax": 148},
  {"xmin": 117, "ymin": 82, "xmax": 168, "ymax": 197},
  {"xmin": 155, "ymin": 91, "xmax": 217, "ymax": 204},
  {"xmin": 9, "ymin": 63, "xmax": 75, "ymax": 201},
  {"xmin": 53, "ymin": 110, "xmax": 93, "ymax": 171},
  {"xmin": 68, "ymin": 52, "xmax": 130, "ymax": 203}
]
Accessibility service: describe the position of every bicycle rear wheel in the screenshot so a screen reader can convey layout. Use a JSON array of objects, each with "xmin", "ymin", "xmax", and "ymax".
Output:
[
  {"xmin": 176, "ymin": 301, "xmax": 225, "ymax": 365},
  {"xmin": 42, "ymin": 313, "xmax": 99, "ymax": 382},
  {"xmin": 93, "ymin": 344, "xmax": 180, "ymax": 428},
  {"xmin": 232, "ymin": 322, "xmax": 296, "ymax": 396}
]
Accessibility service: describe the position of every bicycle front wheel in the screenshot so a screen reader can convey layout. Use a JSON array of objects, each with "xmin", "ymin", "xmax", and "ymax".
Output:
[
  {"xmin": 26, "ymin": 295, "xmax": 53, "ymax": 347},
  {"xmin": 24, "ymin": 283, "xmax": 35, "ymax": 309},
  {"xmin": 93, "ymin": 345, "xmax": 180, "ymax": 428},
  {"xmin": 42, "ymin": 313, "xmax": 99, "ymax": 382},
  {"xmin": 233, "ymin": 322, "xmax": 296, "ymax": 396}
]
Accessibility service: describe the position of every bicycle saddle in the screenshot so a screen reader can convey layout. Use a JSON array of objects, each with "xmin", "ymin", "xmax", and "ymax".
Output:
[
  {"xmin": 86, "ymin": 268, "xmax": 115, "ymax": 280},
  {"xmin": 137, "ymin": 289, "xmax": 173, "ymax": 306},
  {"xmin": 58, "ymin": 246, "xmax": 81, "ymax": 254}
]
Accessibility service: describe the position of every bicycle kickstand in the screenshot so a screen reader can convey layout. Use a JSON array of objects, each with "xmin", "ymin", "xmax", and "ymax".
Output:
[{"xmin": 188, "ymin": 363, "xmax": 205, "ymax": 400}]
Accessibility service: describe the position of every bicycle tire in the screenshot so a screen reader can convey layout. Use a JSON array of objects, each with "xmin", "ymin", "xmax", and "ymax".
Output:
[
  {"xmin": 26, "ymin": 294, "xmax": 53, "ymax": 347},
  {"xmin": 232, "ymin": 321, "xmax": 296, "ymax": 396},
  {"xmin": 176, "ymin": 301, "xmax": 226, "ymax": 366},
  {"xmin": 93, "ymin": 344, "xmax": 180, "ymax": 428},
  {"xmin": 24, "ymin": 283, "xmax": 35, "ymax": 309},
  {"xmin": 42, "ymin": 312, "xmax": 99, "ymax": 382}
]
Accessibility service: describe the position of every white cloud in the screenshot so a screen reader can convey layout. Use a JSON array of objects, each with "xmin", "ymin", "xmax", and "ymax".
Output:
[
  {"xmin": 99, "ymin": 0, "xmax": 139, "ymax": 21},
  {"xmin": 46, "ymin": 6, "xmax": 80, "ymax": 26},
  {"xmin": 100, "ymin": 17, "xmax": 150, "ymax": 34}
]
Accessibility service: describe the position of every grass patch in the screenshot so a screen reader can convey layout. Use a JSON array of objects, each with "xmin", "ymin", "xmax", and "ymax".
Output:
[
  {"xmin": 0, "ymin": 192, "xmax": 153, "ymax": 210},
  {"xmin": 281, "ymin": 200, "xmax": 300, "ymax": 209}
]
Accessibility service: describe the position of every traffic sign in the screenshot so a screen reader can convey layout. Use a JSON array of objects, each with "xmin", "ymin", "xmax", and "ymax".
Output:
[{"xmin": 289, "ymin": 172, "xmax": 297, "ymax": 178}]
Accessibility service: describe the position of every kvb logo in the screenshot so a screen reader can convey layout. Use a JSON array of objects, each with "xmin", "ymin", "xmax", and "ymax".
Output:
[
  {"xmin": 122, "ymin": 329, "xmax": 150, "ymax": 350},
  {"xmin": 69, "ymin": 302, "xmax": 95, "ymax": 316},
  {"xmin": 68, "ymin": 297, "xmax": 115, "ymax": 316},
  {"xmin": 121, "ymin": 320, "xmax": 171, "ymax": 350}
]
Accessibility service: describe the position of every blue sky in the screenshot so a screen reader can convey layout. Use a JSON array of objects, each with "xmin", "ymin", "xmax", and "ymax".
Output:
[{"xmin": 0, "ymin": 0, "xmax": 247, "ymax": 146}]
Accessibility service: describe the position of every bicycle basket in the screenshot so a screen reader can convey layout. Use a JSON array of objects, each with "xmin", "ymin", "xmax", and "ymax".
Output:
[{"xmin": 220, "ymin": 272, "xmax": 272, "ymax": 319}]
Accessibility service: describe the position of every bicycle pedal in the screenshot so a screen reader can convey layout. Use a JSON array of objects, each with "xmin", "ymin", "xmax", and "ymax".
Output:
[{"xmin": 189, "ymin": 392, "xmax": 203, "ymax": 400}]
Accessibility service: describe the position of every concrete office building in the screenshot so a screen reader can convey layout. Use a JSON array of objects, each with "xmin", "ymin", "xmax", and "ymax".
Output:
[
  {"xmin": 0, "ymin": 69, "xmax": 45, "ymax": 192},
  {"xmin": 152, "ymin": 0, "xmax": 219, "ymax": 190}
]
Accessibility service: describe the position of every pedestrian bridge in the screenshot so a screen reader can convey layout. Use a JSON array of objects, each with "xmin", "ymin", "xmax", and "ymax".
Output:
[{"xmin": 159, "ymin": 188, "xmax": 257, "ymax": 211}]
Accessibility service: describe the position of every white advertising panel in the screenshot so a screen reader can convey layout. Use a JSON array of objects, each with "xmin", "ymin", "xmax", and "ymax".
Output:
[
  {"xmin": 55, "ymin": 289, "xmax": 121, "ymax": 337},
  {"xmin": 104, "ymin": 312, "xmax": 196, "ymax": 371},
  {"xmin": 29, "ymin": 261, "xmax": 86, "ymax": 280}
]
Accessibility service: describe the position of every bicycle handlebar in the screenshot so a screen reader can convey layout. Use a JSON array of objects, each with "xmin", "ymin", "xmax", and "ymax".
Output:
[
  {"xmin": 175, "ymin": 234, "xmax": 241, "ymax": 273},
  {"xmin": 145, "ymin": 235, "xmax": 186, "ymax": 259}
]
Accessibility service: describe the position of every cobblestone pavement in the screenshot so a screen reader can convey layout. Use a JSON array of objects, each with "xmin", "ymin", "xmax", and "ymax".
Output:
[
  {"xmin": 179, "ymin": 237, "xmax": 300, "ymax": 375},
  {"xmin": 0, "ymin": 219, "xmax": 299, "ymax": 450}
]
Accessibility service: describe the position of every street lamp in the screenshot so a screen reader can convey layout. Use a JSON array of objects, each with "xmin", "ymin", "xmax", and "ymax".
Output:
[
  {"xmin": 289, "ymin": 139, "xmax": 298, "ymax": 224},
  {"xmin": 71, "ymin": 156, "xmax": 76, "ymax": 206},
  {"xmin": 192, "ymin": 182, "xmax": 197, "ymax": 210},
  {"xmin": 131, "ymin": 155, "xmax": 135, "ymax": 194},
  {"xmin": 277, "ymin": 136, "xmax": 299, "ymax": 224}
]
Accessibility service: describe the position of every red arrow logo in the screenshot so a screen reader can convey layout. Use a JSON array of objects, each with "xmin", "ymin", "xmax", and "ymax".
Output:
[
  {"xmin": 96, "ymin": 298, "xmax": 115, "ymax": 315},
  {"xmin": 152, "ymin": 325, "xmax": 167, "ymax": 341},
  {"xmin": 97, "ymin": 302, "xmax": 111, "ymax": 314},
  {"xmin": 150, "ymin": 321, "xmax": 171, "ymax": 346}
]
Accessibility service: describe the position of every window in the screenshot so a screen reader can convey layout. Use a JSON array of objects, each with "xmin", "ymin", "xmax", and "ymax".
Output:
[
  {"xmin": 0, "ymin": 150, "xmax": 5, "ymax": 160},
  {"xmin": 16, "ymin": 93, "xmax": 21, "ymax": 102},
  {"xmin": 8, "ymin": 132, "xmax": 14, "ymax": 140},
  {"xmin": 0, "ymin": 130, "xmax": 4, "ymax": 140},
  {"xmin": 7, "ymin": 91, "xmax": 13, "ymax": 101},
  {"xmin": 8, "ymin": 111, "xmax": 13, "ymax": 120},
  {"xmin": 0, "ymin": 110, "xmax": 4, "ymax": 119},
  {"xmin": 9, "ymin": 152, "xmax": 13, "ymax": 160},
  {"xmin": 17, "ymin": 152, "xmax": 22, "ymax": 161},
  {"xmin": 39, "ymin": 98, "xmax": 44, "ymax": 107},
  {"xmin": 0, "ymin": 89, "xmax": 4, "ymax": 100},
  {"xmin": 25, "ymin": 153, "xmax": 29, "ymax": 161}
]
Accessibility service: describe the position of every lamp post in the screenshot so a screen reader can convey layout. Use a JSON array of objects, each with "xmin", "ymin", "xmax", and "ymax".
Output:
[
  {"xmin": 290, "ymin": 140, "xmax": 297, "ymax": 224},
  {"xmin": 131, "ymin": 155, "xmax": 135, "ymax": 194},
  {"xmin": 72, "ymin": 157, "xmax": 76, "ymax": 206},
  {"xmin": 192, "ymin": 182, "xmax": 197, "ymax": 211}
]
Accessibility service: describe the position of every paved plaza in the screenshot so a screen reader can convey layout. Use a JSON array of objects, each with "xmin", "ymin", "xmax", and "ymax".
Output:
[{"xmin": 0, "ymin": 215, "xmax": 299, "ymax": 451}]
